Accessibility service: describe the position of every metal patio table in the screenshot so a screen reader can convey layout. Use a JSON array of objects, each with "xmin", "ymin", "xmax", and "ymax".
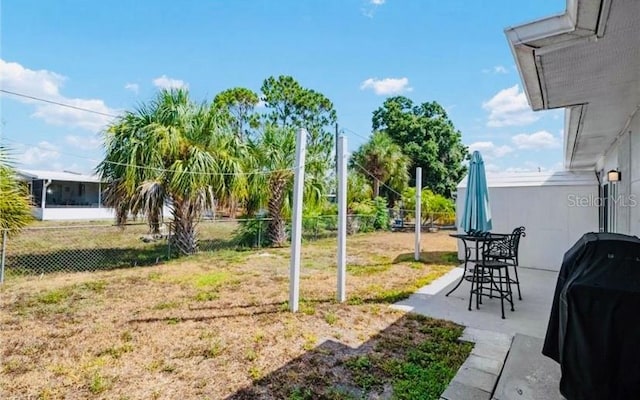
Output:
[{"xmin": 447, "ymin": 232, "xmax": 509, "ymax": 305}]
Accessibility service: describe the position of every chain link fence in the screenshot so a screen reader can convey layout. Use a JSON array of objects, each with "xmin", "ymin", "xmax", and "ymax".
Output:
[
  {"xmin": 390, "ymin": 209, "xmax": 456, "ymax": 231},
  {"xmin": 0, "ymin": 212, "xmax": 454, "ymax": 282},
  {"xmin": 1, "ymin": 223, "xmax": 169, "ymax": 280}
]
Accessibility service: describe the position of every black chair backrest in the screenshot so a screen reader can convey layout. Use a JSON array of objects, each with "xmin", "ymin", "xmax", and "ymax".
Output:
[
  {"xmin": 508, "ymin": 226, "xmax": 526, "ymax": 258},
  {"xmin": 483, "ymin": 227, "xmax": 526, "ymax": 259}
]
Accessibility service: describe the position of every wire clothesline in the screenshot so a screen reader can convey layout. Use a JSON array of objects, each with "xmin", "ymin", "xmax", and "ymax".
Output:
[
  {"xmin": 1, "ymin": 137, "xmax": 300, "ymax": 177},
  {"xmin": 99, "ymin": 159, "xmax": 300, "ymax": 176},
  {"xmin": 4, "ymin": 136, "xmax": 400, "ymax": 185},
  {"xmin": 1, "ymin": 90, "xmax": 403, "ymax": 185},
  {"xmin": 350, "ymin": 160, "xmax": 404, "ymax": 198},
  {"xmin": 0, "ymin": 89, "xmax": 121, "ymax": 118}
]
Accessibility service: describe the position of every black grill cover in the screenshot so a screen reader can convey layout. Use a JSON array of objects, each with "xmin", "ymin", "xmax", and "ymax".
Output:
[{"xmin": 542, "ymin": 232, "xmax": 640, "ymax": 399}]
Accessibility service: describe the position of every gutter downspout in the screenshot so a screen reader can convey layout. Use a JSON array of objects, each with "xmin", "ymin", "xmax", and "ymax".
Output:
[
  {"xmin": 98, "ymin": 182, "xmax": 102, "ymax": 209},
  {"xmin": 595, "ymin": 170, "xmax": 602, "ymax": 232}
]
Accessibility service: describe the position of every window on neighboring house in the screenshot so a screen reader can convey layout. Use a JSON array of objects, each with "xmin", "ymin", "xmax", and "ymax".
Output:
[
  {"xmin": 32, "ymin": 180, "xmax": 43, "ymax": 207},
  {"xmin": 78, "ymin": 183, "xmax": 85, "ymax": 197}
]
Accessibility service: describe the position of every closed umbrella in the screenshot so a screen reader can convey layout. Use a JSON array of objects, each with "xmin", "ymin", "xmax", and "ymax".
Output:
[{"xmin": 460, "ymin": 151, "xmax": 492, "ymax": 234}]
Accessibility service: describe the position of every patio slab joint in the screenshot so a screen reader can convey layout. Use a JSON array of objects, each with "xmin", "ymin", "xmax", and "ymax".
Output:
[{"xmin": 442, "ymin": 327, "xmax": 513, "ymax": 399}]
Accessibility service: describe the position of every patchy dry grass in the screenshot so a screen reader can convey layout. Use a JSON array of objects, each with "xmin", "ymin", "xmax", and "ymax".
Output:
[{"xmin": 0, "ymin": 230, "xmax": 468, "ymax": 399}]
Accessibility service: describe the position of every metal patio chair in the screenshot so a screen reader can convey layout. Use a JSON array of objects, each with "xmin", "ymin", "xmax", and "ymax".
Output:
[{"xmin": 484, "ymin": 226, "xmax": 526, "ymax": 300}]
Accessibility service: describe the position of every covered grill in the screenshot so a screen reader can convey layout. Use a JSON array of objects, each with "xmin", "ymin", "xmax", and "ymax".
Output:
[{"xmin": 543, "ymin": 232, "xmax": 640, "ymax": 399}]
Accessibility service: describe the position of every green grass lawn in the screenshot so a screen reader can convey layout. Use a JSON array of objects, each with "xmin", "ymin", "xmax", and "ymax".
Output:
[{"xmin": 1, "ymin": 229, "xmax": 469, "ymax": 399}]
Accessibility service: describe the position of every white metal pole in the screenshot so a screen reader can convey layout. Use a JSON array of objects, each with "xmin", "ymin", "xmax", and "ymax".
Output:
[
  {"xmin": 415, "ymin": 167, "xmax": 422, "ymax": 261},
  {"xmin": 337, "ymin": 135, "xmax": 347, "ymax": 302},
  {"xmin": 289, "ymin": 128, "xmax": 307, "ymax": 312},
  {"xmin": 1, "ymin": 229, "xmax": 6, "ymax": 284}
]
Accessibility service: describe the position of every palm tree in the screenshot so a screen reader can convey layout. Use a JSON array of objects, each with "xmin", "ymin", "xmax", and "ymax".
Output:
[
  {"xmin": 346, "ymin": 171, "xmax": 373, "ymax": 234},
  {"xmin": 245, "ymin": 126, "xmax": 296, "ymax": 247},
  {"xmin": 350, "ymin": 131, "xmax": 410, "ymax": 198},
  {"xmin": 97, "ymin": 89, "xmax": 247, "ymax": 255},
  {"xmin": 245, "ymin": 126, "xmax": 325, "ymax": 247},
  {"xmin": 0, "ymin": 147, "xmax": 32, "ymax": 234}
]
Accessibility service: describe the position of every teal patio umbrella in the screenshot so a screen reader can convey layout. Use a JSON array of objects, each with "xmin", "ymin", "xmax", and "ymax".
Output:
[{"xmin": 460, "ymin": 151, "xmax": 492, "ymax": 234}]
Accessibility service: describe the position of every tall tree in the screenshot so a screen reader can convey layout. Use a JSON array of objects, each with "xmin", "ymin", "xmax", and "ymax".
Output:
[
  {"xmin": 212, "ymin": 87, "xmax": 259, "ymax": 140},
  {"xmin": 98, "ymin": 89, "xmax": 247, "ymax": 255},
  {"xmin": 260, "ymin": 75, "xmax": 337, "ymax": 186},
  {"xmin": 372, "ymin": 96, "xmax": 468, "ymax": 197},
  {"xmin": 0, "ymin": 147, "xmax": 32, "ymax": 234},
  {"xmin": 349, "ymin": 131, "xmax": 410, "ymax": 199}
]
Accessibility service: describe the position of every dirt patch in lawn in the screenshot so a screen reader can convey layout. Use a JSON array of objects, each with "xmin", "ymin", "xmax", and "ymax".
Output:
[{"xmin": 1, "ymin": 230, "xmax": 467, "ymax": 399}]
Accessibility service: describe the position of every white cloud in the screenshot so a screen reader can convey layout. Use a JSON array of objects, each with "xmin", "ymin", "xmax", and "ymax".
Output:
[
  {"xmin": 504, "ymin": 161, "xmax": 563, "ymax": 173},
  {"xmin": 482, "ymin": 65, "xmax": 509, "ymax": 74},
  {"xmin": 12, "ymin": 140, "xmax": 96, "ymax": 172},
  {"xmin": 504, "ymin": 166, "xmax": 532, "ymax": 173},
  {"xmin": 360, "ymin": 77, "xmax": 412, "ymax": 95},
  {"xmin": 124, "ymin": 82, "xmax": 139, "ymax": 94},
  {"xmin": 512, "ymin": 130, "xmax": 560, "ymax": 149},
  {"xmin": 0, "ymin": 59, "xmax": 118, "ymax": 131},
  {"xmin": 18, "ymin": 141, "xmax": 61, "ymax": 166},
  {"xmin": 468, "ymin": 141, "xmax": 513, "ymax": 160},
  {"xmin": 493, "ymin": 65, "xmax": 508, "ymax": 74},
  {"xmin": 484, "ymin": 163, "xmax": 501, "ymax": 173},
  {"xmin": 65, "ymin": 134, "xmax": 102, "ymax": 150},
  {"xmin": 31, "ymin": 99, "xmax": 115, "ymax": 131},
  {"xmin": 362, "ymin": 0, "xmax": 386, "ymax": 18},
  {"xmin": 482, "ymin": 85, "xmax": 539, "ymax": 127},
  {"xmin": 152, "ymin": 75, "xmax": 188, "ymax": 90}
]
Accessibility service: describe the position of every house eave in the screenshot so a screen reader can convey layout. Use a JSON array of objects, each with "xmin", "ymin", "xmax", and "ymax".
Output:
[{"xmin": 505, "ymin": 0, "xmax": 612, "ymax": 170}]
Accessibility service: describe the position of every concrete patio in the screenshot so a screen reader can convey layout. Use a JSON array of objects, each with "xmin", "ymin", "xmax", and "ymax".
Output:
[
  {"xmin": 392, "ymin": 266, "xmax": 564, "ymax": 399},
  {"xmin": 394, "ymin": 266, "xmax": 557, "ymax": 339}
]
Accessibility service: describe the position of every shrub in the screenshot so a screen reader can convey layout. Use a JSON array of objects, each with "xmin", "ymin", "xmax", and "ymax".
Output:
[
  {"xmin": 234, "ymin": 216, "xmax": 270, "ymax": 248},
  {"xmin": 373, "ymin": 197, "xmax": 390, "ymax": 230}
]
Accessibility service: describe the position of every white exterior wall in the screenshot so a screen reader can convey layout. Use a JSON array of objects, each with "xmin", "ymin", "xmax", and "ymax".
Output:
[
  {"xmin": 32, "ymin": 205, "xmax": 174, "ymax": 221},
  {"xmin": 630, "ymin": 111, "xmax": 640, "ymax": 237},
  {"xmin": 456, "ymin": 183, "xmax": 598, "ymax": 271},
  {"xmin": 596, "ymin": 109, "xmax": 640, "ymax": 236},
  {"xmin": 34, "ymin": 207, "xmax": 116, "ymax": 221}
]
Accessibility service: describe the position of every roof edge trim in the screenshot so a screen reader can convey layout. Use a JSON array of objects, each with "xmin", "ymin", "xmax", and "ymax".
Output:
[{"xmin": 504, "ymin": 0, "xmax": 608, "ymax": 111}]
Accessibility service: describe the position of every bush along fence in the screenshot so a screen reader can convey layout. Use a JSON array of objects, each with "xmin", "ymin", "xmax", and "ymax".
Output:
[
  {"xmin": 390, "ymin": 209, "xmax": 456, "ymax": 231},
  {"xmin": 0, "ymin": 211, "xmax": 455, "ymax": 281}
]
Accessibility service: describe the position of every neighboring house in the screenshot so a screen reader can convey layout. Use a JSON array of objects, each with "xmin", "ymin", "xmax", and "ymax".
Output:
[
  {"xmin": 506, "ymin": 0, "xmax": 640, "ymax": 237},
  {"xmin": 17, "ymin": 169, "xmax": 115, "ymax": 221}
]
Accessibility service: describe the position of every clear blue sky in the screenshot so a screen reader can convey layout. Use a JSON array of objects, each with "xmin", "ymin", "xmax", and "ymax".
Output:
[{"xmin": 1, "ymin": 0, "xmax": 565, "ymax": 174}]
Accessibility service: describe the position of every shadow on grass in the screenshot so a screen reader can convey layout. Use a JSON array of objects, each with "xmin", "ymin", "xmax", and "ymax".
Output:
[
  {"xmin": 226, "ymin": 313, "xmax": 472, "ymax": 400},
  {"xmin": 6, "ymin": 244, "xmax": 169, "ymax": 276},
  {"xmin": 346, "ymin": 291, "xmax": 417, "ymax": 305},
  {"xmin": 187, "ymin": 298, "xmax": 335, "ymax": 312},
  {"xmin": 197, "ymin": 237, "xmax": 239, "ymax": 252},
  {"xmin": 186, "ymin": 301, "xmax": 287, "ymax": 311},
  {"xmin": 393, "ymin": 251, "xmax": 459, "ymax": 265},
  {"xmin": 302, "ymin": 230, "xmax": 338, "ymax": 242},
  {"xmin": 127, "ymin": 307, "xmax": 285, "ymax": 323}
]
